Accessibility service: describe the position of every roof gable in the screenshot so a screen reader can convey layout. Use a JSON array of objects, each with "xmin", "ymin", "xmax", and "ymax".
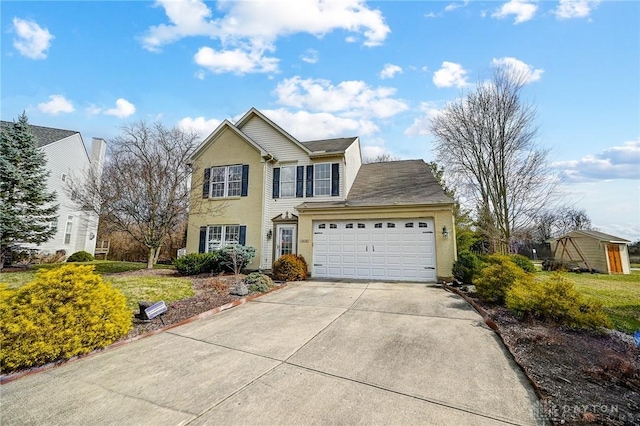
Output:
[
  {"xmin": 191, "ymin": 119, "xmax": 270, "ymax": 161},
  {"xmin": 235, "ymin": 108, "xmax": 311, "ymax": 155}
]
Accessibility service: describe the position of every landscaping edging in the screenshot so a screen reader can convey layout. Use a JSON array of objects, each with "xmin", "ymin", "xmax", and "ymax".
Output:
[{"xmin": 0, "ymin": 282, "xmax": 289, "ymax": 385}]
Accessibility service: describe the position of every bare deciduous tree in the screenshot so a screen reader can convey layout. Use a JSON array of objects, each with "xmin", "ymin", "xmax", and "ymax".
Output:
[
  {"xmin": 430, "ymin": 65, "xmax": 558, "ymax": 253},
  {"xmin": 533, "ymin": 206, "xmax": 594, "ymax": 242},
  {"xmin": 362, "ymin": 153, "xmax": 400, "ymax": 164},
  {"xmin": 72, "ymin": 121, "xmax": 223, "ymax": 268}
]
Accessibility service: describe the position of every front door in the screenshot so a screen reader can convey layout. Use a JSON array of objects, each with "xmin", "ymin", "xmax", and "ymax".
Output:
[{"xmin": 277, "ymin": 225, "xmax": 296, "ymax": 257}]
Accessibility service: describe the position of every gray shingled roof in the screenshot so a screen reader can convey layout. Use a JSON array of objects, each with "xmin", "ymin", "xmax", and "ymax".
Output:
[
  {"xmin": 0, "ymin": 121, "xmax": 79, "ymax": 148},
  {"xmin": 301, "ymin": 137, "xmax": 357, "ymax": 153},
  {"xmin": 556, "ymin": 229, "xmax": 631, "ymax": 243},
  {"xmin": 298, "ymin": 159, "xmax": 455, "ymax": 209}
]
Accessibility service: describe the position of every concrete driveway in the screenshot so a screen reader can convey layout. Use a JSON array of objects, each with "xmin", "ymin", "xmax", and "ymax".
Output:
[{"xmin": 2, "ymin": 281, "xmax": 541, "ymax": 425}]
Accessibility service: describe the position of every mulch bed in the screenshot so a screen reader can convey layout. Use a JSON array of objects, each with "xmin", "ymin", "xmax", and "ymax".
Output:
[
  {"xmin": 124, "ymin": 272, "xmax": 262, "ymax": 339},
  {"xmin": 462, "ymin": 291, "xmax": 640, "ymax": 425}
]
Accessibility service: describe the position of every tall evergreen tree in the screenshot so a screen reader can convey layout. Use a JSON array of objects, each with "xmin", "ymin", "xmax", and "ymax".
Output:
[{"xmin": 0, "ymin": 112, "xmax": 58, "ymax": 269}]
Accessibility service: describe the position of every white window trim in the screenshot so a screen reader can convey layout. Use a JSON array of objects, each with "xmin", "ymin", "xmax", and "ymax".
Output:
[
  {"xmin": 64, "ymin": 215, "xmax": 73, "ymax": 244},
  {"xmin": 210, "ymin": 165, "xmax": 242, "ymax": 198},
  {"xmin": 314, "ymin": 163, "xmax": 331, "ymax": 196},
  {"xmin": 206, "ymin": 224, "xmax": 240, "ymax": 253},
  {"xmin": 279, "ymin": 166, "xmax": 296, "ymax": 198}
]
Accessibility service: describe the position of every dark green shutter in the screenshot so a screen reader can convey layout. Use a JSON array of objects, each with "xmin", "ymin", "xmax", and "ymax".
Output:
[
  {"xmin": 331, "ymin": 163, "xmax": 339, "ymax": 196},
  {"xmin": 239, "ymin": 225, "xmax": 247, "ymax": 246},
  {"xmin": 296, "ymin": 166, "xmax": 304, "ymax": 198},
  {"xmin": 306, "ymin": 165, "xmax": 313, "ymax": 197},
  {"xmin": 272, "ymin": 168, "xmax": 280, "ymax": 198},
  {"xmin": 199, "ymin": 226, "xmax": 207, "ymax": 253},
  {"xmin": 202, "ymin": 168, "xmax": 210, "ymax": 198},
  {"xmin": 241, "ymin": 165, "xmax": 249, "ymax": 196}
]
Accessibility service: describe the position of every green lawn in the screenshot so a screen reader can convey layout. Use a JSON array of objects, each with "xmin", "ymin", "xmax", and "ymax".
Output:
[
  {"xmin": 538, "ymin": 270, "xmax": 640, "ymax": 333},
  {"xmin": 1, "ymin": 261, "xmax": 193, "ymax": 312}
]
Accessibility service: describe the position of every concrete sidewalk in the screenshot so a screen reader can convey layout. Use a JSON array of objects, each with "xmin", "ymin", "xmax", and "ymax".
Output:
[{"xmin": 2, "ymin": 281, "xmax": 542, "ymax": 425}]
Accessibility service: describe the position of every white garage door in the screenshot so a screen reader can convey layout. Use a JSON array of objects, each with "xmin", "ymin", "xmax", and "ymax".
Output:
[{"xmin": 312, "ymin": 219, "xmax": 436, "ymax": 282}]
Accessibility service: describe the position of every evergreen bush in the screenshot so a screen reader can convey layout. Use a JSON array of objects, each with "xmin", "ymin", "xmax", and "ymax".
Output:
[
  {"xmin": 67, "ymin": 250, "xmax": 95, "ymax": 262},
  {"xmin": 475, "ymin": 254, "xmax": 531, "ymax": 303},
  {"xmin": 452, "ymin": 251, "xmax": 481, "ymax": 284},
  {"xmin": 219, "ymin": 245, "xmax": 256, "ymax": 274},
  {"xmin": 0, "ymin": 264, "xmax": 131, "ymax": 373},
  {"xmin": 245, "ymin": 272, "xmax": 275, "ymax": 293},
  {"xmin": 510, "ymin": 254, "xmax": 536, "ymax": 273},
  {"xmin": 175, "ymin": 252, "xmax": 220, "ymax": 275},
  {"xmin": 506, "ymin": 272, "xmax": 611, "ymax": 330},
  {"xmin": 272, "ymin": 254, "xmax": 308, "ymax": 281}
]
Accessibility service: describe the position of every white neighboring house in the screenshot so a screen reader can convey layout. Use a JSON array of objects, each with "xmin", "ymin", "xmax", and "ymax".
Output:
[{"xmin": 1, "ymin": 121, "xmax": 106, "ymax": 256}]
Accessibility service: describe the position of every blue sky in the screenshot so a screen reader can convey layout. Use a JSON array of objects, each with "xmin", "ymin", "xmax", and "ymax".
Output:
[{"xmin": 2, "ymin": 0, "xmax": 639, "ymax": 240}]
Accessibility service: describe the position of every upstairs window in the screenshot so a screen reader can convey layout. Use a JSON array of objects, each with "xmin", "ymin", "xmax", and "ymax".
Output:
[
  {"xmin": 314, "ymin": 163, "xmax": 331, "ymax": 196},
  {"xmin": 204, "ymin": 165, "xmax": 248, "ymax": 198},
  {"xmin": 279, "ymin": 166, "xmax": 296, "ymax": 198}
]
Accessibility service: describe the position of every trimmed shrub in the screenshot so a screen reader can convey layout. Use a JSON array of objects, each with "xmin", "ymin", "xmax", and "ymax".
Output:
[
  {"xmin": 219, "ymin": 245, "xmax": 256, "ymax": 274},
  {"xmin": 67, "ymin": 250, "xmax": 95, "ymax": 262},
  {"xmin": 452, "ymin": 251, "xmax": 481, "ymax": 284},
  {"xmin": 175, "ymin": 252, "xmax": 221, "ymax": 276},
  {"xmin": 245, "ymin": 272, "xmax": 275, "ymax": 293},
  {"xmin": 506, "ymin": 272, "xmax": 612, "ymax": 330},
  {"xmin": 0, "ymin": 264, "xmax": 132, "ymax": 373},
  {"xmin": 475, "ymin": 254, "xmax": 531, "ymax": 303},
  {"xmin": 510, "ymin": 254, "xmax": 535, "ymax": 273},
  {"xmin": 272, "ymin": 254, "xmax": 308, "ymax": 281}
]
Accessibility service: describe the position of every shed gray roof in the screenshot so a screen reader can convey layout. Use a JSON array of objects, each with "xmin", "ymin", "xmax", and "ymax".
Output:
[
  {"xmin": 556, "ymin": 229, "xmax": 631, "ymax": 243},
  {"xmin": 300, "ymin": 137, "xmax": 357, "ymax": 153},
  {"xmin": 298, "ymin": 159, "xmax": 455, "ymax": 209},
  {"xmin": 1, "ymin": 120, "xmax": 79, "ymax": 148}
]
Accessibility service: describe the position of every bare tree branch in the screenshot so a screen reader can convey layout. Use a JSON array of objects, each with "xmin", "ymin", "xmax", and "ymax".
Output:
[{"xmin": 430, "ymin": 65, "xmax": 559, "ymax": 253}]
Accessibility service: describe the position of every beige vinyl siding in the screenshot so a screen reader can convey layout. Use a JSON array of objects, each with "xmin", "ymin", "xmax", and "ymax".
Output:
[
  {"xmin": 238, "ymin": 116, "xmax": 308, "ymax": 161},
  {"xmin": 343, "ymin": 139, "xmax": 362, "ymax": 196},
  {"xmin": 186, "ymin": 127, "xmax": 264, "ymax": 269},
  {"xmin": 551, "ymin": 231, "xmax": 621, "ymax": 273}
]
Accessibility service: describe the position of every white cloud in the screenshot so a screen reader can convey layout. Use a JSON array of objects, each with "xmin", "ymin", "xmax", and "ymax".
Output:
[
  {"xmin": 141, "ymin": 0, "xmax": 390, "ymax": 74},
  {"xmin": 405, "ymin": 102, "xmax": 442, "ymax": 137},
  {"xmin": 194, "ymin": 45, "xmax": 279, "ymax": 74},
  {"xmin": 380, "ymin": 63, "xmax": 402, "ymax": 79},
  {"xmin": 492, "ymin": 0, "xmax": 537, "ymax": 24},
  {"xmin": 492, "ymin": 57, "xmax": 543, "ymax": 84},
  {"xmin": 85, "ymin": 104, "xmax": 102, "ymax": 115},
  {"xmin": 177, "ymin": 116, "xmax": 222, "ymax": 139},
  {"xmin": 555, "ymin": 0, "xmax": 600, "ymax": 19},
  {"xmin": 444, "ymin": 0, "xmax": 470, "ymax": 12},
  {"xmin": 274, "ymin": 76, "xmax": 408, "ymax": 119},
  {"xmin": 38, "ymin": 95, "xmax": 74, "ymax": 115},
  {"xmin": 554, "ymin": 139, "xmax": 640, "ymax": 182},
  {"xmin": 12, "ymin": 17, "xmax": 54, "ymax": 60},
  {"xmin": 105, "ymin": 98, "xmax": 136, "ymax": 118},
  {"xmin": 261, "ymin": 108, "xmax": 378, "ymax": 140},
  {"xmin": 194, "ymin": 70, "xmax": 206, "ymax": 80},
  {"xmin": 433, "ymin": 62, "xmax": 469, "ymax": 88},
  {"xmin": 301, "ymin": 49, "xmax": 319, "ymax": 64}
]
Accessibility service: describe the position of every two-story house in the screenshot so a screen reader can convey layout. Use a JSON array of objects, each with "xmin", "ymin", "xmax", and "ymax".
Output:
[
  {"xmin": 1, "ymin": 121, "xmax": 106, "ymax": 257},
  {"xmin": 186, "ymin": 108, "xmax": 456, "ymax": 282}
]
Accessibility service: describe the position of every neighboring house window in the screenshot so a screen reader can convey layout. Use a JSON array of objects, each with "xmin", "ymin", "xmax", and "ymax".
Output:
[
  {"xmin": 279, "ymin": 166, "xmax": 296, "ymax": 198},
  {"xmin": 203, "ymin": 165, "xmax": 249, "ymax": 198},
  {"xmin": 64, "ymin": 215, "xmax": 73, "ymax": 244},
  {"xmin": 314, "ymin": 163, "xmax": 331, "ymax": 196},
  {"xmin": 200, "ymin": 225, "xmax": 247, "ymax": 253},
  {"xmin": 61, "ymin": 173, "xmax": 67, "ymax": 182}
]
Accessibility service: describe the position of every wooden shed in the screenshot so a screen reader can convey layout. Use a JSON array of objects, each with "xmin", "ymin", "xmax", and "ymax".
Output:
[{"xmin": 551, "ymin": 230, "xmax": 631, "ymax": 274}]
